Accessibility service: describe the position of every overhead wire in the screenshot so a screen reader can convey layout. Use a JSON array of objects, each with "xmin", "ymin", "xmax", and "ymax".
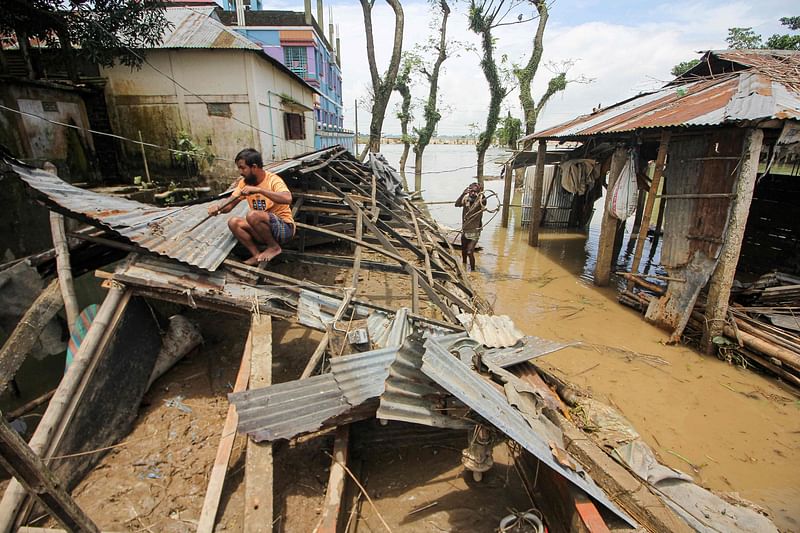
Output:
[{"xmin": 73, "ymin": 3, "xmax": 318, "ymax": 153}]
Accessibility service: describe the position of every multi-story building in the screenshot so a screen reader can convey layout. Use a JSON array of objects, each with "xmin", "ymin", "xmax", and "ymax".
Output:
[{"xmin": 217, "ymin": 2, "xmax": 354, "ymax": 152}]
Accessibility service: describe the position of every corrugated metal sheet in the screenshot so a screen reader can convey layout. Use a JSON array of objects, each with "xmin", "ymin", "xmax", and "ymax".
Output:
[
  {"xmin": 3, "ymin": 153, "xmax": 318, "ymax": 272},
  {"xmin": 529, "ymin": 64, "xmax": 799, "ymax": 141},
  {"xmin": 297, "ymin": 289, "xmax": 372, "ymax": 331},
  {"xmin": 231, "ymin": 346, "xmax": 397, "ymax": 442},
  {"xmin": 5, "ymin": 157, "xmax": 245, "ymax": 271},
  {"xmin": 483, "ymin": 336, "xmax": 573, "ymax": 368},
  {"xmin": 161, "ymin": 8, "xmax": 261, "ymax": 50},
  {"xmin": 420, "ymin": 339, "xmax": 637, "ymax": 528},
  {"xmin": 376, "ymin": 335, "xmax": 471, "ymax": 429},
  {"xmin": 455, "ymin": 313, "xmax": 524, "ymax": 348},
  {"xmin": 113, "ymin": 255, "xmax": 297, "ymax": 315}
]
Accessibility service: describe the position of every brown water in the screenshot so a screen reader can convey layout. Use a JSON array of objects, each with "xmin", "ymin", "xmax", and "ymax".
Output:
[{"xmin": 382, "ymin": 143, "xmax": 800, "ymax": 531}]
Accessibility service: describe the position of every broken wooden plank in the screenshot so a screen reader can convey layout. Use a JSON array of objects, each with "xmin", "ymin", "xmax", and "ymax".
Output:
[
  {"xmin": 0, "ymin": 417, "xmax": 98, "ymax": 533},
  {"xmin": 244, "ymin": 316, "xmax": 273, "ymax": 533},
  {"xmin": 314, "ymin": 426, "xmax": 350, "ymax": 533},
  {"xmin": 197, "ymin": 330, "xmax": 253, "ymax": 533}
]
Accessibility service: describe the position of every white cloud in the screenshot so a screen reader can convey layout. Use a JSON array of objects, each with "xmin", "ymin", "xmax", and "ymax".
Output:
[{"xmin": 267, "ymin": 0, "xmax": 798, "ymax": 135}]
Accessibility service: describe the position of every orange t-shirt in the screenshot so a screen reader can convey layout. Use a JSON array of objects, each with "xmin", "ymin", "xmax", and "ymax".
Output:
[{"xmin": 235, "ymin": 172, "xmax": 294, "ymax": 226}]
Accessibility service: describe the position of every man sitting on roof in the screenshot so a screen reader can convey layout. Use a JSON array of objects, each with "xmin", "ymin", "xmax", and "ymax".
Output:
[{"xmin": 207, "ymin": 148, "xmax": 294, "ymax": 265}]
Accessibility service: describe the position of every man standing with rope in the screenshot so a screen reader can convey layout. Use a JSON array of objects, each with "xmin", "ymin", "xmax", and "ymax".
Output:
[{"xmin": 455, "ymin": 182, "xmax": 486, "ymax": 271}]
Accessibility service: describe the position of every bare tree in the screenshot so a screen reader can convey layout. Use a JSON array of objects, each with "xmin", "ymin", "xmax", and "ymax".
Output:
[
  {"xmin": 411, "ymin": 0, "xmax": 452, "ymax": 191},
  {"xmin": 360, "ymin": 0, "xmax": 405, "ymax": 160}
]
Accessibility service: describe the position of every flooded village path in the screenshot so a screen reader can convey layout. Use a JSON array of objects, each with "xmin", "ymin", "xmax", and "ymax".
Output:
[{"xmin": 382, "ymin": 143, "xmax": 800, "ymax": 531}]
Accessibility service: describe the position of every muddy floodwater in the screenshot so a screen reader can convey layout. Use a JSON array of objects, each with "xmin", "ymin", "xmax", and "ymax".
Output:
[{"xmin": 381, "ymin": 143, "xmax": 800, "ymax": 531}]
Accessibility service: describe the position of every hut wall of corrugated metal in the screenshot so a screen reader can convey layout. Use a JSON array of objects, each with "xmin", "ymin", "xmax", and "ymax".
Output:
[{"xmin": 660, "ymin": 129, "xmax": 745, "ymax": 269}]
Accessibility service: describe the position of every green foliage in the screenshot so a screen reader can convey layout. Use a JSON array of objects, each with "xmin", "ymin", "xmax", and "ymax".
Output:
[
  {"xmin": 671, "ymin": 59, "xmax": 701, "ymax": 77},
  {"xmin": 726, "ymin": 27, "xmax": 763, "ymax": 49},
  {"xmin": 671, "ymin": 16, "xmax": 799, "ymax": 78},
  {"xmin": 174, "ymin": 131, "xmax": 215, "ymax": 177},
  {"xmin": 0, "ymin": 0, "xmax": 171, "ymax": 70},
  {"xmin": 495, "ymin": 113, "xmax": 522, "ymax": 148}
]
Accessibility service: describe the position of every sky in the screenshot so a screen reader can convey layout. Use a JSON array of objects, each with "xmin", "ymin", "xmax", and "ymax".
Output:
[{"xmin": 255, "ymin": 1, "xmax": 796, "ymax": 136}]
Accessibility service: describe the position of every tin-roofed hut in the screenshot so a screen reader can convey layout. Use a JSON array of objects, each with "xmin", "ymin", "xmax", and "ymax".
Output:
[{"xmin": 523, "ymin": 49, "xmax": 800, "ymax": 374}]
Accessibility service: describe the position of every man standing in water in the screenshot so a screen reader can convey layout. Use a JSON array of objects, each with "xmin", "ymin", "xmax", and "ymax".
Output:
[
  {"xmin": 207, "ymin": 148, "xmax": 294, "ymax": 265},
  {"xmin": 455, "ymin": 182, "xmax": 486, "ymax": 271}
]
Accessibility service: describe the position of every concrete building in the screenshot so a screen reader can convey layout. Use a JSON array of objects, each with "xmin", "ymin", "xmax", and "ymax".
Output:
[
  {"xmin": 101, "ymin": 7, "xmax": 318, "ymax": 177},
  {"xmin": 216, "ymin": 3, "xmax": 354, "ymax": 152}
]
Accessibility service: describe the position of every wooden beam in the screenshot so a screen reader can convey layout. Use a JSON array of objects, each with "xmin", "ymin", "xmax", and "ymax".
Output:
[
  {"xmin": 0, "ymin": 417, "xmax": 98, "ymax": 533},
  {"xmin": 702, "ymin": 128, "xmax": 764, "ymax": 353},
  {"xmin": 0, "ymin": 279, "xmax": 62, "ymax": 393},
  {"xmin": 244, "ymin": 316, "xmax": 273, "ymax": 533},
  {"xmin": 501, "ymin": 161, "xmax": 513, "ymax": 228},
  {"xmin": 197, "ymin": 330, "xmax": 253, "ymax": 533},
  {"xmin": 314, "ymin": 426, "xmax": 350, "ymax": 533},
  {"xmin": 593, "ymin": 146, "xmax": 627, "ymax": 286},
  {"xmin": 627, "ymin": 132, "xmax": 671, "ymax": 291},
  {"xmin": 527, "ymin": 140, "xmax": 547, "ymax": 246},
  {"xmin": 350, "ymin": 210, "xmax": 364, "ymax": 290}
]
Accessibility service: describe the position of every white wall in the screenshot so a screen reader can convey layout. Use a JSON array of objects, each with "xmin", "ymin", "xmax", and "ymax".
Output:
[{"xmin": 102, "ymin": 48, "xmax": 316, "ymax": 178}]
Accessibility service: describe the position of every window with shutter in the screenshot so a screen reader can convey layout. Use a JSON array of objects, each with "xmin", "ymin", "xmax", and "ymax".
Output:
[{"xmin": 284, "ymin": 113, "xmax": 306, "ymax": 140}]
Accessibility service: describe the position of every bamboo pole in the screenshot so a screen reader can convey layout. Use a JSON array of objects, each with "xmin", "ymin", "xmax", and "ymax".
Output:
[
  {"xmin": 702, "ymin": 128, "xmax": 764, "ymax": 353},
  {"xmin": 0, "ymin": 286, "xmax": 128, "ymax": 533},
  {"xmin": 626, "ymin": 132, "xmax": 670, "ymax": 292},
  {"xmin": 43, "ymin": 163, "xmax": 79, "ymax": 335},
  {"xmin": 527, "ymin": 140, "xmax": 547, "ymax": 246}
]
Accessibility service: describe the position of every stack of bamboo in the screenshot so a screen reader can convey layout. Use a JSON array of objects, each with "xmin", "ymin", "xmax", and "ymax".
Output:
[{"xmin": 694, "ymin": 271, "xmax": 800, "ymax": 389}]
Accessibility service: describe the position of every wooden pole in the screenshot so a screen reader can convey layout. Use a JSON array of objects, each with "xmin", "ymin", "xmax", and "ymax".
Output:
[
  {"xmin": 0, "ymin": 286, "xmax": 128, "ymax": 533},
  {"xmin": 593, "ymin": 146, "xmax": 628, "ymax": 286},
  {"xmin": 0, "ymin": 279, "xmax": 62, "ymax": 393},
  {"xmin": 626, "ymin": 132, "xmax": 671, "ymax": 291},
  {"xmin": 244, "ymin": 316, "xmax": 273, "ymax": 533},
  {"xmin": 197, "ymin": 330, "xmax": 253, "ymax": 533},
  {"xmin": 137, "ymin": 131, "xmax": 151, "ymax": 186},
  {"xmin": 702, "ymin": 128, "xmax": 764, "ymax": 353},
  {"xmin": 0, "ymin": 416, "xmax": 99, "ymax": 533},
  {"xmin": 527, "ymin": 140, "xmax": 547, "ymax": 246},
  {"xmin": 501, "ymin": 161, "xmax": 513, "ymax": 228},
  {"xmin": 44, "ymin": 163, "xmax": 79, "ymax": 335}
]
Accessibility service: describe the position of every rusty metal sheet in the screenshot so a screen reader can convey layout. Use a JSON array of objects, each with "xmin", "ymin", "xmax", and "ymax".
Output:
[
  {"xmin": 3, "ymin": 151, "xmax": 327, "ymax": 271},
  {"xmin": 162, "ymin": 8, "xmax": 261, "ymax": 50},
  {"xmin": 420, "ymin": 339, "xmax": 637, "ymax": 528},
  {"xmin": 529, "ymin": 52, "xmax": 800, "ymax": 141}
]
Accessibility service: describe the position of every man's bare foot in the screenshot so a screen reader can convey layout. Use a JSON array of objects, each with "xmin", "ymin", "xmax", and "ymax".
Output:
[
  {"xmin": 244, "ymin": 256, "xmax": 260, "ymax": 266},
  {"xmin": 256, "ymin": 246, "xmax": 282, "ymax": 263}
]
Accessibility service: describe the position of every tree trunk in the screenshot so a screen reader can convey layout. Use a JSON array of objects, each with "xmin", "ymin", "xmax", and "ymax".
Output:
[
  {"xmin": 15, "ymin": 29, "xmax": 36, "ymax": 79},
  {"xmin": 359, "ymin": 0, "xmax": 404, "ymax": 160},
  {"xmin": 517, "ymin": 1, "xmax": 548, "ymax": 150},
  {"xmin": 414, "ymin": 149, "xmax": 423, "ymax": 192},
  {"xmin": 471, "ymin": 11, "xmax": 504, "ymax": 185},
  {"xmin": 476, "ymin": 146, "xmax": 487, "ymax": 187},
  {"xmin": 413, "ymin": 0, "xmax": 451, "ymax": 183}
]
